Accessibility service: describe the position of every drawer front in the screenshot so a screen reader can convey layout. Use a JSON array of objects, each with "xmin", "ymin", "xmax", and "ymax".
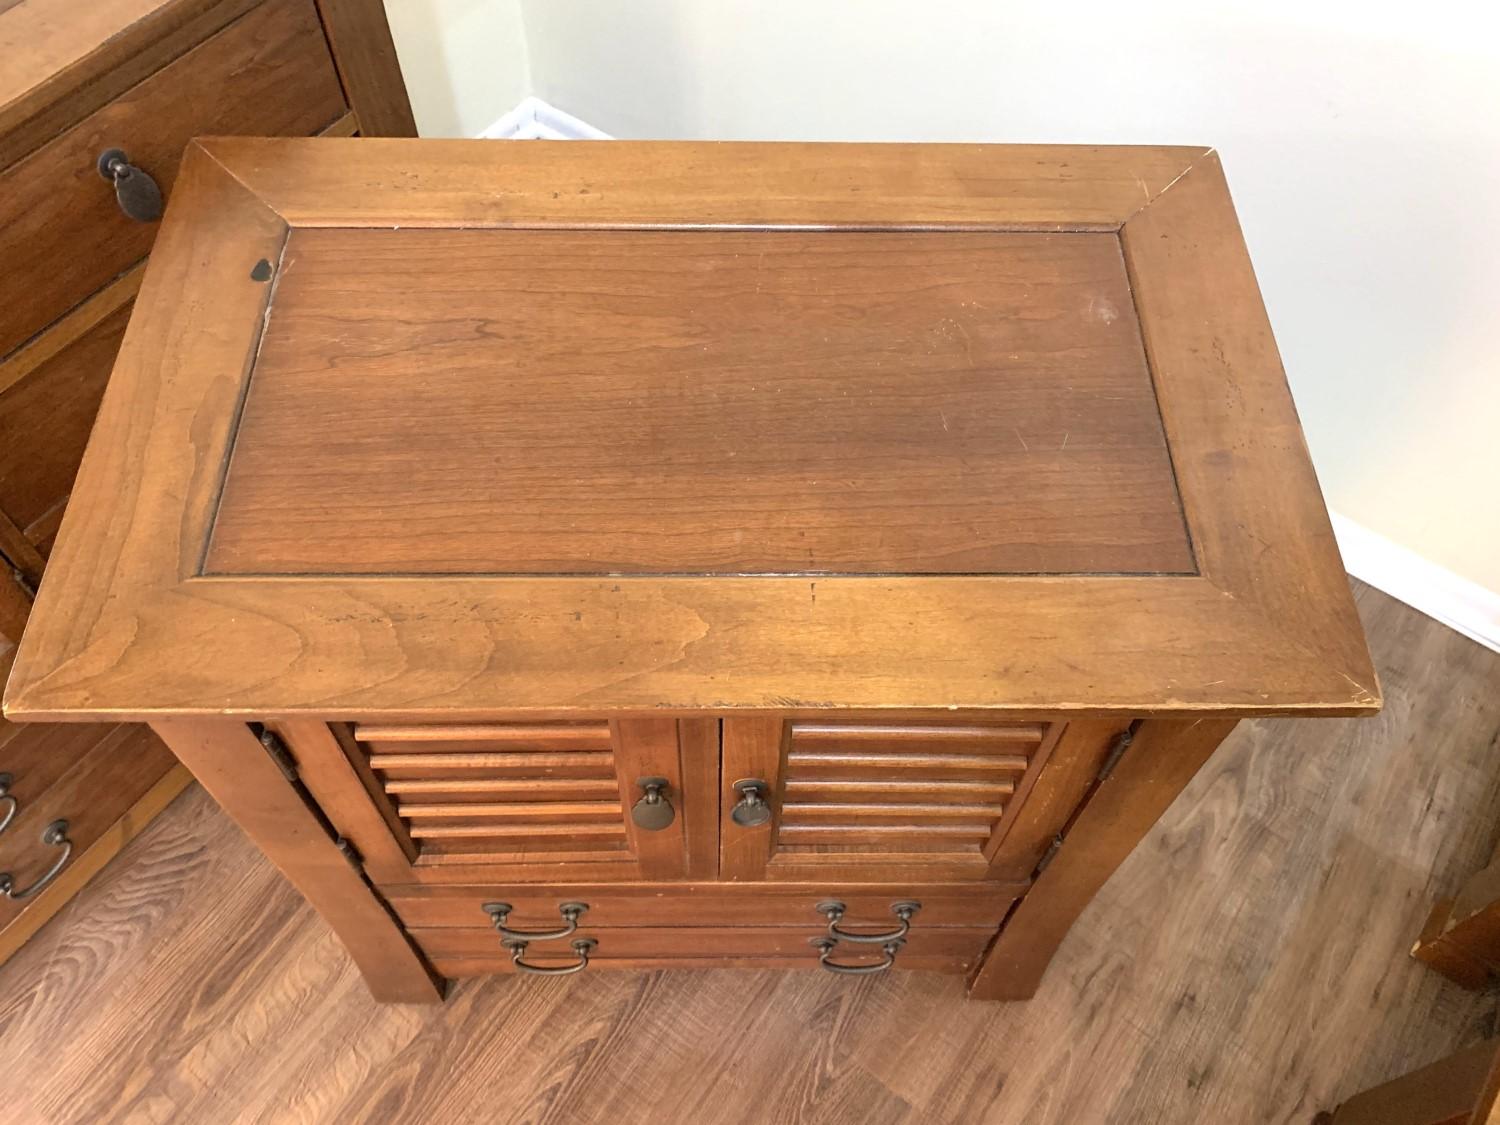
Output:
[
  {"xmin": 411, "ymin": 924, "xmax": 996, "ymax": 979},
  {"xmin": 0, "ymin": 723, "xmax": 176, "ymax": 924},
  {"xmin": 296, "ymin": 718, "xmax": 718, "ymax": 883},
  {"xmin": 381, "ymin": 883, "xmax": 1022, "ymax": 931},
  {"xmin": 720, "ymin": 717, "xmax": 1063, "ymax": 881},
  {"xmin": 0, "ymin": 0, "xmax": 348, "ymax": 357},
  {"xmin": 0, "ymin": 303, "xmax": 130, "ymax": 546}
]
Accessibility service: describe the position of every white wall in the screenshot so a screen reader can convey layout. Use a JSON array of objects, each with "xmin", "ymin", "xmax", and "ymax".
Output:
[
  {"xmin": 393, "ymin": 1, "xmax": 1500, "ymax": 603},
  {"xmin": 384, "ymin": 0, "xmax": 530, "ymax": 137}
]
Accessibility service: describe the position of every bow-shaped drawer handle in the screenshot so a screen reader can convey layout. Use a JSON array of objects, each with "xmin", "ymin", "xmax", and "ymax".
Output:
[
  {"xmin": 0, "ymin": 774, "xmax": 16, "ymax": 836},
  {"xmin": 0, "ymin": 820, "xmax": 73, "ymax": 900},
  {"xmin": 811, "ymin": 937, "xmax": 903, "ymax": 975},
  {"xmin": 483, "ymin": 901, "xmax": 587, "ymax": 941},
  {"xmin": 505, "ymin": 938, "xmax": 596, "ymax": 976},
  {"xmin": 816, "ymin": 900, "xmax": 921, "ymax": 944}
]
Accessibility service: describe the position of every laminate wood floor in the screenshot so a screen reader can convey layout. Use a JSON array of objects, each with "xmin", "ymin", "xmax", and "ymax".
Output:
[{"xmin": 1, "ymin": 583, "xmax": 1497, "ymax": 1124}]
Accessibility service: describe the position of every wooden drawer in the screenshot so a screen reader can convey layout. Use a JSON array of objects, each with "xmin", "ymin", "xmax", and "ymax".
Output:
[
  {"xmin": 382, "ymin": 882, "xmax": 1023, "ymax": 931},
  {"xmin": 0, "ymin": 723, "xmax": 176, "ymax": 926},
  {"xmin": 0, "ymin": 302, "xmax": 130, "ymax": 548},
  {"xmin": 412, "ymin": 924, "xmax": 997, "ymax": 979},
  {"xmin": 0, "ymin": 0, "xmax": 347, "ymax": 357}
]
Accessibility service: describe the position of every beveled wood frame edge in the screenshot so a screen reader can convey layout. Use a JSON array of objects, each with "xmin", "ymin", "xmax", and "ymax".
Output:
[{"xmin": 1, "ymin": 141, "xmax": 1379, "ymax": 721}]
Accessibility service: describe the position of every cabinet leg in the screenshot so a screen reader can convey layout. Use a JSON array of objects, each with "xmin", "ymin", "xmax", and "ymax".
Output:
[
  {"xmin": 968, "ymin": 718, "xmax": 1237, "ymax": 1001},
  {"xmin": 151, "ymin": 719, "xmax": 444, "ymax": 1004}
]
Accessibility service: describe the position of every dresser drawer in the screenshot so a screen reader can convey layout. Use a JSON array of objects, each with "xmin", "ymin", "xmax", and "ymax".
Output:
[
  {"xmin": 0, "ymin": 302, "xmax": 130, "ymax": 547},
  {"xmin": 0, "ymin": 724, "xmax": 176, "ymax": 925},
  {"xmin": 0, "ymin": 0, "xmax": 347, "ymax": 357},
  {"xmin": 411, "ymin": 924, "xmax": 996, "ymax": 978},
  {"xmin": 381, "ymin": 882, "xmax": 1022, "ymax": 931}
]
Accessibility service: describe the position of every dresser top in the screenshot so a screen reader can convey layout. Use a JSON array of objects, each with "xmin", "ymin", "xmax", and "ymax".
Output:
[{"xmin": 3, "ymin": 139, "xmax": 1378, "ymax": 721}]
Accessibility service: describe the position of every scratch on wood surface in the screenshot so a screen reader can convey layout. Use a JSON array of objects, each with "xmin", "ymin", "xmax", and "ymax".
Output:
[{"xmin": 1013, "ymin": 427, "xmax": 1030, "ymax": 452}]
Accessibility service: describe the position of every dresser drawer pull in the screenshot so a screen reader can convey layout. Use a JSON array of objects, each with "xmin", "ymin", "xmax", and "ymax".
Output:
[
  {"xmin": 483, "ymin": 900, "xmax": 588, "ymax": 941},
  {"xmin": 811, "ymin": 937, "xmax": 903, "ymax": 975},
  {"xmin": 505, "ymin": 937, "xmax": 596, "ymax": 975},
  {"xmin": 630, "ymin": 776, "xmax": 675, "ymax": 831},
  {"xmin": 816, "ymin": 899, "xmax": 921, "ymax": 944},
  {"xmin": 96, "ymin": 148, "xmax": 163, "ymax": 223},
  {"xmin": 730, "ymin": 778, "xmax": 772, "ymax": 827},
  {"xmin": 0, "ymin": 775, "xmax": 16, "ymax": 836},
  {"xmin": 0, "ymin": 820, "xmax": 72, "ymax": 900}
]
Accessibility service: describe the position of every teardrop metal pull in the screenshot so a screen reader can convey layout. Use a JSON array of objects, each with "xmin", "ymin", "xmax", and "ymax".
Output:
[
  {"xmin": 97, "ymin": 148, "xmax": 163, "ymax": 223},
  {"xmin": 630, "ymin": 776, "xmax": 675, "ymax": 831}
]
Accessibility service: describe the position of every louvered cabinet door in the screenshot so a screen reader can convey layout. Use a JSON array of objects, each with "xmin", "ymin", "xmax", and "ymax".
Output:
[
  {"xmin": 322, "ymin": 718, "xmax": 717, "ymax": 883},
  {"xmin": 719, "ymin": 717, "xmax": 1075, "ymax": 882}
]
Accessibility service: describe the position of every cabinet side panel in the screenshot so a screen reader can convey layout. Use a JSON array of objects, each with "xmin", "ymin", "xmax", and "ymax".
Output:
[
  {"xmin": 969, "ymin": 717, "xmax": 1236, "ymax": 1000},
  {"xmin": 149, "ymin": 718, "xmax": 442, "ymax": 1003}
]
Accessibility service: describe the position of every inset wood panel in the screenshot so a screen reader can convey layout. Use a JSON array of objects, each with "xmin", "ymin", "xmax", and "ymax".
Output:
[{"xmin": 205, "ymin": 227, "xmax": 1193, "ymax": 578}]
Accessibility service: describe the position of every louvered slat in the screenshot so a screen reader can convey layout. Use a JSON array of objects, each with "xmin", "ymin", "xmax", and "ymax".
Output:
[
  {"xmin": 780, "ymin": 802, "xmax": 1005, "ymax": 823},
  {"xmin": 384, "ymin": 777, "xmax": 621, "ymax": 801},
  {"xmin": 369, "ymin": 751, "xmax": 616, "ymax": 779},
  {"xmin": 783, "ymin": 778, "xmax": 1015, "ymax": 803},
  {"xmin": 355, "ymin": 722, "xmax": 632, "ymax": 865},
  {"xmin": 398, "ymin": 801, "xmax": 623, "ymax": 822}
]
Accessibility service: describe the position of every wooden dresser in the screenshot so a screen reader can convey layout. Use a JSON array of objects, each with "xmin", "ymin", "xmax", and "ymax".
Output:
[
  {"xmin": 2, "ymin": 139, "xmax": 1380, "ymax": 1001},
  {"xmin": 0, "ymin": 0, "xmax": 412, "ymax": 961}
]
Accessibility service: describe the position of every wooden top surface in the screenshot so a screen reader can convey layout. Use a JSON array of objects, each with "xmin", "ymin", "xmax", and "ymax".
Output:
[
  {"xmin": 206, "ymin": 226, "xmax": 1192, "ymax": 577},
  {"xmin": 2, "ymin": 139, "xmax": 1379, "ymax": 720}
]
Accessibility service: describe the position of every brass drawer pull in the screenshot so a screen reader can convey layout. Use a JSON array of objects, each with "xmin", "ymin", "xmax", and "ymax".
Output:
[
  {"xmin": 0, "ymin": 820, "xmax": 72, "ymax": 900},
  {"xmin": 505, "ymin": 937, "xmax": 596, "ymax": 976},
  {"xmin": 96, "ymin": 148, "xmax": 163, "ymax": 223},
  {"xmin": 630, "ymin": 776, "xmax": 675, "ymax": 831},
  {"xmin": 811, "ymin": 937, "xmax": 903, "ymax": 975},
  {"xmin": 730, "ymin": 778, "xmax": 772, "ymax": 827},
  {"xmin": 816, "ymin": 899, "xmax": 920, "ymax": 944},
  {"xmin": 0, "ymin": 775, "xmax": 16, "ymax": 835},
  {"xmin": 483, "ymin": 901, "xmax": 587, "ymax": 941}
]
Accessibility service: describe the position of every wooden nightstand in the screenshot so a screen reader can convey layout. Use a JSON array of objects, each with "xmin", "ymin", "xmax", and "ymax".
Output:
[{"xmin": 1, "ymin": 139, "xmax": 1379, "ymax": 1002}]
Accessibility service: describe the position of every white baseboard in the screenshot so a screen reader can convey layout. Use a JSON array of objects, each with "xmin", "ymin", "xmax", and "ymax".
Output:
[
  {"xmin": 478, "ymin": 97, "xmax": 611, "ymax": 141},
  {"xmin": 1331, "ymin": 513, "xmax": 1500, "ymax": 653}
]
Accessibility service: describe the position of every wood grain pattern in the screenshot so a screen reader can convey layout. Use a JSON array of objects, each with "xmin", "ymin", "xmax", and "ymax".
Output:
[
  {"xmin": 0, "ymin": 573, "xmax": 28, "ymax": 643},
  {"xmin": 206, "ymin": 227, "xmax": 1192, "ymax": 577},
  {"xmin": 0, "ymin": 586, "xmax": 1484, "ymax": 1124},
  {"xmin": 309, "ymin": 0, "xmax": 416, "ymax": 136},
  {"xmin": 0, "ymin": 0, "xmax": 346, "ymax": 358},
  {"xmin": 2, "ymin": 141, "xmax": 1378, "ymax": 721},
  {"xmin": 0, "ymin": 303, "xmax": 129, "ymax": 535}
]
